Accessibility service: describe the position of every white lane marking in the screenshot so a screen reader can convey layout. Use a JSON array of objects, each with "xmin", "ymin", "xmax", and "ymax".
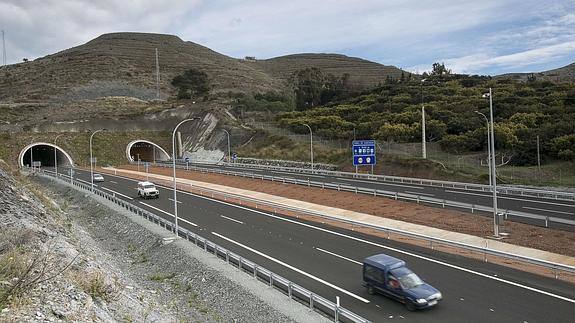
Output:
[
  {"xmin": 446, "ymin": 190, "xmax": 575, "ymax": 207},
  {"xmin": 74, "ymin": 169, "xmax": 575, "ymax": 304},
  {"xmin": 109, "ymin": 180, "xmax": 118, "ymax": 184},
  {"xmin": 315, "ymin": 247, "xmax": 362, "ymax": 265},
  {"xmin": 101, "ymin": 187, "xmax": 133, "ymax": 200},
  {"xmin": 77, "ymin": 178, "xmax": 97, "ymax": 186},
  {"xmin": 168, "ymin": 198, "xmax": 183, "ymax": 204},
  {"xmin": 220, "ymin": 215, "xmax": 244, "ymax": 224},
  {"xmin": 177, "ymin": 190, "xmax": 575, "ymax": 304},
  {"xmin": 139, "ymin": 202, "xmax": 198, "ymax": 227},
  {"xmin": 212, "ymin": 231, "xmax": 369, "ymax": 303},
  {"xmin": 274, "ymin": 171, "xmax": 325, "ymax": 179},
  {"xmin": 405, "ymin": 191, "xmax": 434, "ymax": 196},
  {"xmin": 523, "ymin": 206, "xmax": 574, "ymax": 215},
  {"xmin": 340, "ymin": 178, "xmax": 425, "ymax": 189}
]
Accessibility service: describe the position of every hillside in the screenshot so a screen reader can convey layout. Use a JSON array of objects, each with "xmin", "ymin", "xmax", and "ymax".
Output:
[
  {"xmin": 497, "ymin": 62, "xmax": 575, "ymax": 83},
  {"xmin": 246, "ymin": 53, "xmax": 408, "ymax": 89},
  {"xmin": 0, "ymin": 32, "xmax": 404, "ymax": 103}
]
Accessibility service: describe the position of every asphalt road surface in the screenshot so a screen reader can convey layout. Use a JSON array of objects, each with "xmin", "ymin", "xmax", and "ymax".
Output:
[
  {"xmin": 48, "ymin": 167, "xmax": 575, "ymax": 322},
  {"xmin": 177, "ymin": 162, "xmax": 575, "ymax": 228}
]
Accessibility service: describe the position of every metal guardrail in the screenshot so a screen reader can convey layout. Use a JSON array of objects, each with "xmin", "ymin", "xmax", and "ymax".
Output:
[
  {"xmin": 153, "ymin": 162, "xmax": 575, "ymax": 229},
  {"xmin": 92, "ymin": 166, "xmax": 575, "ymax": 279},
  {"xmin": 214, "ymin": 162, "xmax": 575, "ymax": 202},
  {"xmin": 39, "ymin": 169, "xmax": 370, "ymax": 323}
]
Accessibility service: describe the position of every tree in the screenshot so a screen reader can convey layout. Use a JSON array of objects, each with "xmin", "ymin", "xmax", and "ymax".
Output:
[
  {"xmin": 430, "ymin": 62, "xmax": 451, "ymax": 76},
  {"xmin": 171, "ymin": 68, "xmax": 210, "ymax": 100}
]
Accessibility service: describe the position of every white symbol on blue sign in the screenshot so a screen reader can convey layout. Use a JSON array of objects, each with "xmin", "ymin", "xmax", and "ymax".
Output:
[
  {"xmin": 366, "ymin": 157, "xmax": 371, "ymax": 163},
  {"xmin": 358, "ymin": 157, "xmax": 363, "ymax": 164}
]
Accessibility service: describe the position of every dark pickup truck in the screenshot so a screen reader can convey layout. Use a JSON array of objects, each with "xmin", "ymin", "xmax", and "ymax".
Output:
[{"xmin": 362, "ymin": 254, "xmax": 442, "ymax": 310}]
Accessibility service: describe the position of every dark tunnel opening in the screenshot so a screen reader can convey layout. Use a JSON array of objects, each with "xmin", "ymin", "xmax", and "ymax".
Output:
[
  {"xmin": 22, "ymin": 145, "xmax": 72, "ymax": 168},
  {"xmin": 128, "ymin": 142, "xmax": 169, "ymax": 162}
]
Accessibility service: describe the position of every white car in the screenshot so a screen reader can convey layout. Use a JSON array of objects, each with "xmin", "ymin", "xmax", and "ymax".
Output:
[
  {"xmin": 137, "ymin": 181, "xmax": 159, "ymax": 199},
  {"xmin": 93, "ymin": 174, "xmax": 104, "ymax": 182}
]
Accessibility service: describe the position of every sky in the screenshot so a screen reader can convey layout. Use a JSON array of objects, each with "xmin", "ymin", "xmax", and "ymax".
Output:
[{"xmin": 1, "ymin": 0, "xmax": 574, "ymax": 75}]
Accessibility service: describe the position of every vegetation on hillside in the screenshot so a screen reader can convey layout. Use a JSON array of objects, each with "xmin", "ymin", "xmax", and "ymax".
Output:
[
  {"xmin": 171, "ymin": 68, "xmax": 211, "ymax": 100},
  {"xmin": 276, "ymin": 64, "xmax": 575, "ymax": 166}
]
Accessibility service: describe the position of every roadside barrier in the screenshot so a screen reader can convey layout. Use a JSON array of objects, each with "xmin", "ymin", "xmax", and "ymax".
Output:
[{"xmin": 39, "ymin": 169, "xmax": 370, "ymax": 323}]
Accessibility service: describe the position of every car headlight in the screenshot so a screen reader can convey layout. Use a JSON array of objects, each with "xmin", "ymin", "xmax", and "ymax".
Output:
[
  {"xmin": 433, "ymin": 292, "xmax": 442, "ymax": 300},
  {"xmin": 416, "ymin": 298, "xmax": 427, "ymax": 304}
]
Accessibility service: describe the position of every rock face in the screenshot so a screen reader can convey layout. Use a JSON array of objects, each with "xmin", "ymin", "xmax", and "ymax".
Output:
[{"xmin": 0, "ymin": 165, "xmax": 315, "ymax": 322}]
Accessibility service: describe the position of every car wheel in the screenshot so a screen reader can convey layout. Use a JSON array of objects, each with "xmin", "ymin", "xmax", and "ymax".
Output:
[
  {"xmin": 367, "ymin": 286, "xmax": 375, "ymax": 295},
  {"xmin": 405, "ymin": 301, "xmax": 416, "ymax": 311}
]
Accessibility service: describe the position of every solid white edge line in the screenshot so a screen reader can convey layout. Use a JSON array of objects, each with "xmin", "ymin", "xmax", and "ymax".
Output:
[
  {"xmin": 315, "ymin": 247, "xmax": 362, "ymax": 265},
  {"xmin": 211, "ymin": 231, "xmax": 370, "ymax": 303},
  {"xmin": 220, "ymin": 215, "xmax": 244, "ymax": 224},
  {"xmin": 445, "ymin": 190, "xmax": 574, "ymax": 208},
  {"xmin": 101, "ymin": 187, "xmax": 133, "ymax": 200},
  {"xmin": 179, "ymin": 190, "xmax": 575, "ymax": 304},
  {"xmin": 523, "ymin": 206, "xmax": 574, "ymax": 215},
  {"xmin": 405, "ymin": 191, "xmax": 434, "ymax": 196},
  {"xmin": 139, "ymin": 201, "xmax": 198, "ymax": 227},
  {"xmin": 74, "ymin": 169, "xmax": 575, "ymax": 304}
]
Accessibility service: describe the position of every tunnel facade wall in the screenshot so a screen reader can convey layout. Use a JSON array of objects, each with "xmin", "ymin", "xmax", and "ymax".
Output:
[
  {"xmin": 19, "ymin": 142, "xmax": 75, "ymax": 167},
  {"xmin": 126, "ymin": 140, "xmax": 170, "ymax": 162}
]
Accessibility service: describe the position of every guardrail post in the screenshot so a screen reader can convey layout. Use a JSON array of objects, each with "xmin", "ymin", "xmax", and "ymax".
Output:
[
  {"xmin": 253, "ymin": 265, "xmax": 258, "ymax": 278},
  {"xmin": 355, "ymin": 187, "xmax": 358, "ymax": 194},
  {"xmin": 226, "ymin": 251, "xmax": 229, "ymax": 263},
  {"xmin": 239, "ymin": 257, "xmax": 242, "ymax": 270},
  {"xmin": 554, "ymin": 267, "xmax": 558, "ymax": 279},
  {"xmin": 309, "ymin": 293, "xmax": 314, "ymax": 309},
  {"xmin": 322, "ymin": 183, "xmax": 325, "ymax": 189},
  {"xmin": 545, "ymin": 216, "xmax": 549, "ymax": 228},
  {"xmin": 270, "ymin": 273, "xmax": 274, "ymax": 287},
  {"xmin": 288, "ymin": 282, "xmax": 292, "ymax": 299},
  {"xmin": 337, "ymin": 184, "xmax": 340, "ymax": 191},
  {"xmin": 430, "ymin": 241, "xmax": 434, "ymax": 250}
]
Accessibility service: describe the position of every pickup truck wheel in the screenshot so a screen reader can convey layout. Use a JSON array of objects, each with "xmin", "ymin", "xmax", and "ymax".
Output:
[
  {"xmin": 367, "ymin": 286, "xmax": 375, "ymax": 295},
  {"xmin": 405, "ymin": 301, "xmax": 416, "ymax": 311}
]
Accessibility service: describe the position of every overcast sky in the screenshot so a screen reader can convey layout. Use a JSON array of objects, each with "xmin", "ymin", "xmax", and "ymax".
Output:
[{"xmin": 1, "ymin": 0, "xmax": 574, "ymax": 75}]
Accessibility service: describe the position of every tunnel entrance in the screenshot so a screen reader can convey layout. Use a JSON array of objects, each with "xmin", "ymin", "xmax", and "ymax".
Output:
[
  {"xmin": 19, "ymin": 143, "xmax": 74, "ymax": 168},
  {"xmin": 126, "ymin": 140, "xmax": 170, "ymax": 163}
]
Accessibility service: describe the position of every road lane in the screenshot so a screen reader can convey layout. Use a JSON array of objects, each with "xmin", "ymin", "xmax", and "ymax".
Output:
[{"xmin": 51, "ymin": 167, "xmax": 575, "ymax": 322}]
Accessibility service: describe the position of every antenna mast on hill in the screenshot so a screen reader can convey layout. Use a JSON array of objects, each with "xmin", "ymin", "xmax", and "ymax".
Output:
[
  {"xmin": 155, "ymin": 48, "xmax": 160, "ymax": 100},
  {"xmin": 1, "ymin": 30, "xmax": 6, "ymax": 67}
]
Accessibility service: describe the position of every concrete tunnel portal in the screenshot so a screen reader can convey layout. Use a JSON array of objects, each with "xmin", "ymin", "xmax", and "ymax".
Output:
[
  {"xmin": 126, "ymin": 140, "xmax": 170, "ymax": 163},
  {"xmin": 19, "ymin": 143, "xmax": 75, "ymax": 168}
]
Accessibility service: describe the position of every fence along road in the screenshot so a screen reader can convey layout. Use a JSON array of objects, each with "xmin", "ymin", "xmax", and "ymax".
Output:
[
  {"xmin": 155, "ymin": 162, "xmax": 575, "ymax": 230},
  {"xmin": 50, "ymin": 167, "xmax": 575, "ymax": 323}
]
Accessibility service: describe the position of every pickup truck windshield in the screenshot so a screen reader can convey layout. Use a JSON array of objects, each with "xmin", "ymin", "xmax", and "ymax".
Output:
[
  {"xmin": 143, "ymin": 185, "xmax": 156, "ymax": 190},
  {"xmin": 397, "ymin": 273, "xmax": 424, "ymax": 289}
]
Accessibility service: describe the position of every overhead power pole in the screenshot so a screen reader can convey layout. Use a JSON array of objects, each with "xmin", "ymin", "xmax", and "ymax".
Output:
[
  {"xmin": 1, "ymin": 30, "xmax": 6, "ymax": 67},
  {"xmin": 155, "ymin": 48, "xmax": 160, "ymax": 100}
]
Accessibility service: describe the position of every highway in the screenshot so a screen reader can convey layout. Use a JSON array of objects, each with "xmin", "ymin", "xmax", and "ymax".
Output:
[
  {"xmin": 170, "ymin": 162, "xmax": 575, "ymax": 228},
  {"xmin": 46, "ymin": 166, "xmax": 575, "ymax": 322}
]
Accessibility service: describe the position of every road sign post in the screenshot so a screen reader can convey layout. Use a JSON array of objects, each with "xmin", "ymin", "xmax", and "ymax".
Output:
[{"xmin": 352, "ymin": 140, "xmax": 376, "ymax": 174}]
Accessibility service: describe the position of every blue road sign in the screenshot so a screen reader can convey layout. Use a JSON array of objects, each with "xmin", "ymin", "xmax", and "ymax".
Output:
[{"xmin": 352, "ymin": 140, "xmax": 376, "ymax": 166}]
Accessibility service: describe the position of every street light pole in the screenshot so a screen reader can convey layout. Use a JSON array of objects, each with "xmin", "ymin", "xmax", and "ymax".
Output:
[
  {"xmin": 303, "ymin": 123, "xmax": 313, "ymax": 170},
  {"xmin": 172, "ymin": 118, "xmax": 199, "ymax": 236},
  {"xmin": 483, "ymin": 88, "xmax": 499, "ymax": 237},
  {"xmin": 54, "ymin": 133, "xmax": 65, "ymax": 177},
  {"xmin": 222, "ymin": 129, "xmax": 231, "ymax": 163},
  {"xmin": 89, "ymin": 129, "xmax": 105, "ymax": 192},
  {"xmin": 421, "ymin": 79, "xmax": 427, "ymax": 159},
  {"xmin": 475, "ymin": 111, "xmax": 492, "ymax": 186}
]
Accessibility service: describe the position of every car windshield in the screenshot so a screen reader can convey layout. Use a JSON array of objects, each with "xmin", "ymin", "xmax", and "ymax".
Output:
[
  {"xmin": 143, "ymin": 185, "xmax": 155, "ymax": 189},
  {"xmin": 397, "ymin": 273, "xmax": 424, "ymax": 289},
  {"xmin": 94, "ymin": 174, "xmax": 102, "ymax": 178}
]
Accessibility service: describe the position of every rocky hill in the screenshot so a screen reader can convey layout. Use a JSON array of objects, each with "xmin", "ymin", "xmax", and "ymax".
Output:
[
  {"xmin": 0, "ymin": 32, "xmax": 406, "ymax": 102},
  {"xmin": 497, "ymin": 62, "xmax": 575, "ymax": 82}
]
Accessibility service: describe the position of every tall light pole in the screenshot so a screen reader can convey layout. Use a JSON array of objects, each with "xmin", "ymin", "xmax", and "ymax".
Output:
[
  {"xmin": 483, "ymin": 88, "xmax": 499, "ymax": 237},
  {"xmin": 475, "ymin": 111, "xmax": 492, "ymax": 186},
  {"xmin": 421, "ymin": 79, "xmax": 427, "ymax": 159},
  {"xmin": 302, "ymin": 124, "xmax": 314, "ymax": 170},
  {"xmin": 54, "ymin": 133, "xmax": 65, "ymax": 177},
  {"xmin": 222, "ymin": 129, "xmax": 231, "ymax": 163},
  {"xmin": 172, "ymin": 118, "xmax": 199, "ymax": 236},
  {"xmin": 90, "ymin": 129, "xmax": 105, "ymax": 192}
]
